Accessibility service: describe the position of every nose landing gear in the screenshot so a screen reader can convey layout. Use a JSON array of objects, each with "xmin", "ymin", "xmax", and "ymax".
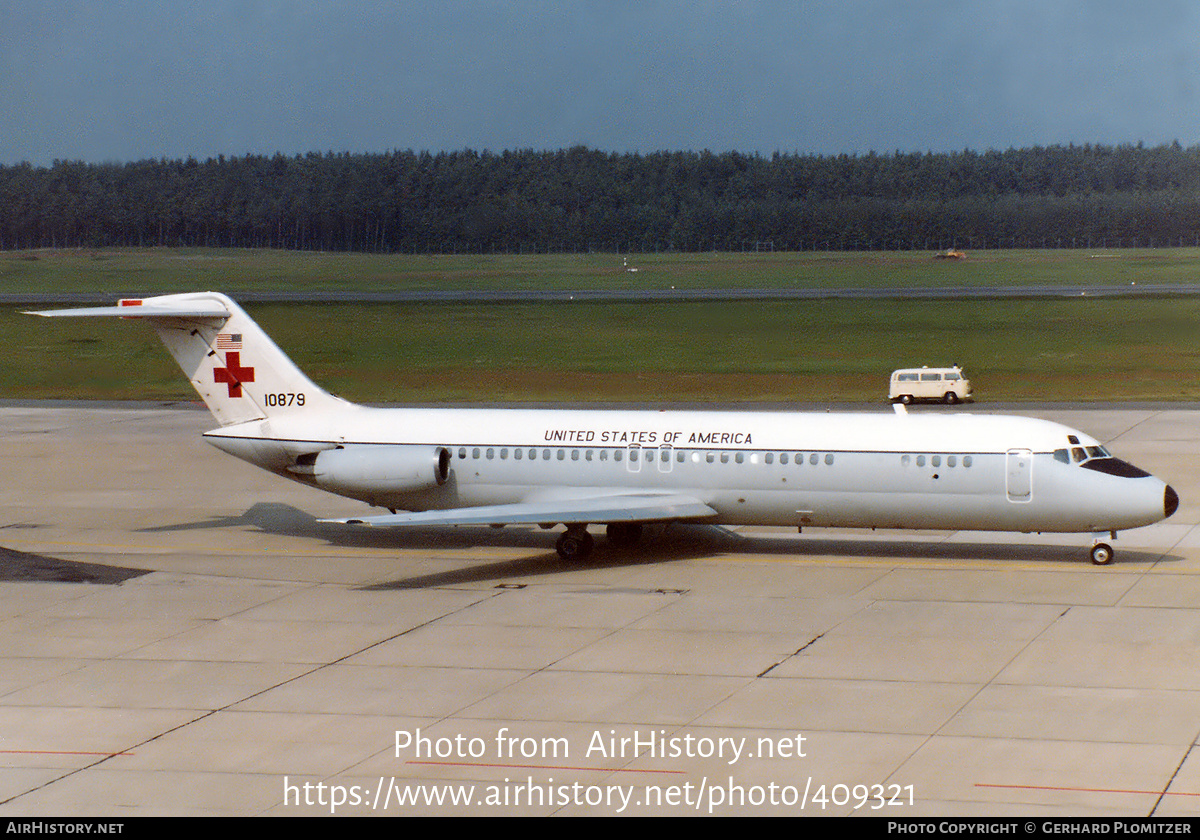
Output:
[{"xmin": 1090, "ymin": 531, "xmax": 1117, "ymax": 566}]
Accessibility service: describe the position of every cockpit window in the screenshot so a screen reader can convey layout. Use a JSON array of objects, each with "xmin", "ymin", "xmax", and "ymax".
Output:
[{"xmin": 1062, "ymin": 439, "xmax": 1145, "ymax": 477}]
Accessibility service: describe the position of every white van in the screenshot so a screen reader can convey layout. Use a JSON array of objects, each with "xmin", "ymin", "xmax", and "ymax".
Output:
[{"xmin": 889, "ymin": 366, "xmax": 972, "ymax": 405}]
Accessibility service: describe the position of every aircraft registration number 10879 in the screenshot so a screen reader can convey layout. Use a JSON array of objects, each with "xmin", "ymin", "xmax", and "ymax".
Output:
[
  {"xmin": 263, "ymin": 392, "xmax": 306, "ymax": 407},
  {"xmin": 30, "ymin": 292, "xmax": 1178, "ymax": 565}
]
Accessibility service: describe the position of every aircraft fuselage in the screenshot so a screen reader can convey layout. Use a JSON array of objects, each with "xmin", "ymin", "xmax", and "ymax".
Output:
[{"xmin": 204, "ymin": 405, "xmax": 1175, "ymax": 535}]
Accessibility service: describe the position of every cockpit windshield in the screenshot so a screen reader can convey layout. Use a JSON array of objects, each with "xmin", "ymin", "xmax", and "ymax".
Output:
[{"xmin": 1052, "ymin": 443, "xmax": 1146, "ymax": 477}]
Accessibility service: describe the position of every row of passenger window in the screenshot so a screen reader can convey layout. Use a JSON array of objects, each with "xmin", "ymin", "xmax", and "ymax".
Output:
[
  {"xmin": 454, "ymin": 447, "xmax": 837, "ymax": 465},
  {"xmin": 901, "ymin": 454, "xmax": 974, "ymax": 468}
]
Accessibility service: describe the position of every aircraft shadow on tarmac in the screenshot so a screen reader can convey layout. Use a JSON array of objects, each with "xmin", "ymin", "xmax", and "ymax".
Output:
[
  {"xmin": 133, "ymin": 502, "xmax": 1178, "ymax": 589},
  {"xmin": 0, "ymin": 544, "xmax": 150, "ymax": 584}
]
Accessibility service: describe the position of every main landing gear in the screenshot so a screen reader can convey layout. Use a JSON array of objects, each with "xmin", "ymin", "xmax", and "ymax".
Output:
[
  {"xmin": 554, "ymin": 523, "xmax": 646, "ymax": 561},
  {"xmin": 555, "ymin": 526, "xmax": 594, "ymax": 561}
]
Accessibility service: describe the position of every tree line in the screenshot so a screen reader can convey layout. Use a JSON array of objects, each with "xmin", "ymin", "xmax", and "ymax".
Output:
[{"xmin": 2, "ymin": 143, "xmax": 1199, "ymax": 253}]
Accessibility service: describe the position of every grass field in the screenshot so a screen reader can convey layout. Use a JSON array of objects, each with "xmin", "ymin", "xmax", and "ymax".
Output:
[
  {"xmin": 5, "ymin": 246, "xmax": 1200, "ymax": 403},
  {"xmin": 4, "ymin": 246, "xmax": 1200, "ymax": 293},
  {"xmin": 9, "ymin": 293, "xmax": 1200, "ymax": 403}
]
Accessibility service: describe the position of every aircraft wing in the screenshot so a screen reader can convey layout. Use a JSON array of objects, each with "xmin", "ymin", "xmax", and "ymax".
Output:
[{"xmin": 321, "ymin": 493, "xmax": 717, "ymax": 528}]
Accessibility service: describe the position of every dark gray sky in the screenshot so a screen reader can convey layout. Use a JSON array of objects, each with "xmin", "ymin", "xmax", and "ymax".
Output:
[{"xmin": 2, "ymin": 0, "xmax": 1197, "ymax": 166}]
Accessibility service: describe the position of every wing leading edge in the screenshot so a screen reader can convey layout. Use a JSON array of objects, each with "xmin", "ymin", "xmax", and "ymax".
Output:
[{"xmin": 320, "ymin": 493, "xmax": 718, "ymax": 528}]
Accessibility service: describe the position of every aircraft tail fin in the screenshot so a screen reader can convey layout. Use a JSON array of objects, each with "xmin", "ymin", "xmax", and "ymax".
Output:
[{"xmin": 28, "ymin": 292, "xmax": 350, "ymax": 426}]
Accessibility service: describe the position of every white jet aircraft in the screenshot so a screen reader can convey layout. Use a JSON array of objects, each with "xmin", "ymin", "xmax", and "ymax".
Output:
[{"xmin": 30, "ymin": 292, "xmax": 1178, "ymax": 565}]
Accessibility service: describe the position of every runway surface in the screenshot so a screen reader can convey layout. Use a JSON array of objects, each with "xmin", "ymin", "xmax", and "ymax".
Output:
[{"xmin": 1, "ymin": 403, "xmax": 1199, "ymax": 816}]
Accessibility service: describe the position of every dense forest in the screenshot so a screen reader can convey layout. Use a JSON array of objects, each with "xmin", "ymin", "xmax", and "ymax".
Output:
[{"xmin": 3, "ymin": 143, "xmax": 1200, "ymax": 253}]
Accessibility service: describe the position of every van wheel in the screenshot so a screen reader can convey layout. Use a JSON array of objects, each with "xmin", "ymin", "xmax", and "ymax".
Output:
[
  {"xmin": 943, "ymin": 392, "xmax": 958, "ymax": 405},
  {"xmin": 900, "ymin": 394, "xmax": 912, "ymax": 405}
]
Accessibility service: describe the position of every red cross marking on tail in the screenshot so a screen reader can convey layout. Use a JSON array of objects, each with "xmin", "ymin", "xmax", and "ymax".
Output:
[{"xmin": 213, "ymin": 352, "xmax": 255, "ymax": 398}]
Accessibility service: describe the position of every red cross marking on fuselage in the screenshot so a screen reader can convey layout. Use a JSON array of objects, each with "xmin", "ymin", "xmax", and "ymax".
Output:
[{"xmin": 213, "ymin": 352, "xmax": 255, "ymax": 398}]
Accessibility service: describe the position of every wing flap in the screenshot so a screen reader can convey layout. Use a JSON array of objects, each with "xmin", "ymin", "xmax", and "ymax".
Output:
[{"xmin": 321, "ymin": 493, "xmax": 717, "ymax": 528}]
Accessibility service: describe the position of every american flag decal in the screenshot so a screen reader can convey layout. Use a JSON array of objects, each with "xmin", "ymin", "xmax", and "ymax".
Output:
[{"xmin": 216, "ymin": 333, "xmax": 243, "ymax": 350}]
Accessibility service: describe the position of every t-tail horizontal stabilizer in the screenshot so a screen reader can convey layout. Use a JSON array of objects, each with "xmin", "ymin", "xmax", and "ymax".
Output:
[{"xmin": 27, "ymin": 291, "xmax": 349, "ymax": 427}]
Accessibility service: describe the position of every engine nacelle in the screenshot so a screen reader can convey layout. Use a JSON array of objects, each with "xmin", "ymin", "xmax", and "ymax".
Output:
[{"xmin": 308, "ymin": 445, "xmax": 451, "ymax": 498}]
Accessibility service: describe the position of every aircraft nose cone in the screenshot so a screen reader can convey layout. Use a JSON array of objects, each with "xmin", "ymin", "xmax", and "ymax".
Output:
[{"xmin": 1165, "ymin": 485, "xmax": 1179, "ymax": 519}]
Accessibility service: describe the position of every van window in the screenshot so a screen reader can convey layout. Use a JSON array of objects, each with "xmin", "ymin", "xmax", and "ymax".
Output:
[{"xmin": 920, "ymin": 373, "xmax": 941, "ymax": 381}]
